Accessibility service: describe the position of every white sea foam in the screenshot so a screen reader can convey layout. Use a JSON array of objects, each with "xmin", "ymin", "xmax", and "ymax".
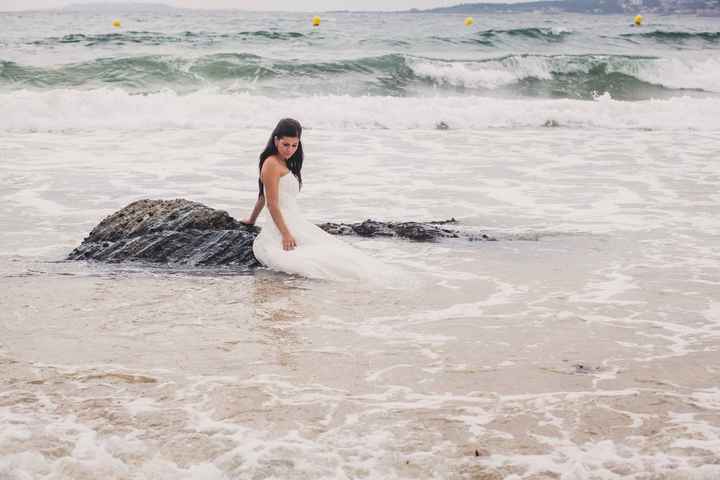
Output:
[
  {"xmin": 410, "ymin": 55, "xmax": 553, "ymax": 89},
  {"xmin": 2, "ymin": 89, "xmax": 720, "ymax": 131},
  {"xmin": 410, "ymin": 54, "xmax": 720, "ymax": 93},
  {"xmin": 633, "ymin": 56, "xmax": 720, "ymax": 92}
]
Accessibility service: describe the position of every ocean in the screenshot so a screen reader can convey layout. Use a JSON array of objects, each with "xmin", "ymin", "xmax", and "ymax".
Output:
[{"xmin": 1, "ymin": 8, "xmax": 719, "ymax": 479}]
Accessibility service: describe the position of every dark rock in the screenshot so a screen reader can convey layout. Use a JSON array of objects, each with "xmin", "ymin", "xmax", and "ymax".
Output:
[
  {"xmin": 572, "ymin": 363, "xmax": 602, "ymax": 375},
  {"xmin": 67, "ymin": 199, "xmax": 260, "ymax": 268},
  {"xmin": 68, "ymin": 199, "xmax": 494, "ymax": 267},
  {"xmin": 318, "ymin": 219, "xmax": 496, "ymax": 242}
]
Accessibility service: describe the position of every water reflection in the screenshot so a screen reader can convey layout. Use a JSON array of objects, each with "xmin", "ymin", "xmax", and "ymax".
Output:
[{"xmin": 250, "ymin": 270, "xmax": 316, "ymax": 369}]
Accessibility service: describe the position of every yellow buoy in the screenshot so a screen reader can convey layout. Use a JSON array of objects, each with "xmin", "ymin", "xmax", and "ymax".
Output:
[
  {"xmin": 464, "ymin": 17, "xmax": 474, "ymax": 27},
  {"xmin": 112, "ymin": 19, "xmax": 122, "ymax": 28},
  {"xmin": 634, "ymin": 15, "xmax": 643, "ymax": 26},
  {"xmin": 312, "ymin": 16, "xmax": 321, "ymax": 27}
]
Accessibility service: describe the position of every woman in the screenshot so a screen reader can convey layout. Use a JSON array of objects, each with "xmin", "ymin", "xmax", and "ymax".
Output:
[{"xmin": 242, "ymin": 118, "xmax": 397, "ymax": 283}]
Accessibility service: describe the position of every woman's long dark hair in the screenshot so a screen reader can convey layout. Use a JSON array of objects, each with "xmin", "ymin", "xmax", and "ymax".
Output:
[{"xmin": 257, "ymin": 118, "xmax": 303, "ymax": 197}]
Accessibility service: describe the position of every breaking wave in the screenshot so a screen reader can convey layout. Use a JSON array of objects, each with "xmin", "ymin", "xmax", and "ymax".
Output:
[{"xmin": 1, "ymin": 53, "xmax": 717, "ymax": 100}]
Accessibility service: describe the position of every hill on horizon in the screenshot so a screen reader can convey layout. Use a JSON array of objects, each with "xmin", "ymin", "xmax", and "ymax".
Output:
[{"xmin": 416, "ymin": 0, "xmax": 717, "ymax": 14}]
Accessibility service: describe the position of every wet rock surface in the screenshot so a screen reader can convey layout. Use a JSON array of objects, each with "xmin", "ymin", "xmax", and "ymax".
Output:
[
  {"xmin": 68, "ymin": 199, "xmax": 492, "ymax": 267},
  {"xmin": 67, "ymin": 199, "xmax": 260, "ymax": 268},
  {"xmin": 318, "ymin": 219, "xmax": 496, "ymax": 242}
]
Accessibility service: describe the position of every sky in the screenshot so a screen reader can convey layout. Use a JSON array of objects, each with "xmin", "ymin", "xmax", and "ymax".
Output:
[{"xmin": 0, "ymin": 0, "xmax": 495, "ymax": 12}]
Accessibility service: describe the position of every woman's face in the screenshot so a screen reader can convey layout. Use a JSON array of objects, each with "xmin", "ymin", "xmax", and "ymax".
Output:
[{"xmin": 275, "ymin": 136, "xmax": 299, "ymax": 161}]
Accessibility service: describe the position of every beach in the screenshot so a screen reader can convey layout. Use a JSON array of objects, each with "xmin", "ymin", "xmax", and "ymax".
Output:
[{"xmin": 1, "ymin": 9, "xmax": 720, "ymax": 479}]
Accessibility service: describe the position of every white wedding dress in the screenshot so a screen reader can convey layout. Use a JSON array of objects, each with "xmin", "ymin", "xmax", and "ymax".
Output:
[{"xmin": 253, "ymin": 174, "xmax": 398, "ymax": 283}]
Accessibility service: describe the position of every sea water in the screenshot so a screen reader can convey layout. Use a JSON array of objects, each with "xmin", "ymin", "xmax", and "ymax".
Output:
[{"xmin": 1, "ymin": 8, "xmax": 719, "ymax": 479}]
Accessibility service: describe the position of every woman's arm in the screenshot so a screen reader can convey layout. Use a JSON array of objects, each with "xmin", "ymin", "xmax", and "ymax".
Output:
[
  {"xmin": 241, "ymin": 195, "xmax": 265, "ymax": 225},
  {"xmin": 261, "ymin": 159, "xmax": 297, "ymax": 251}
]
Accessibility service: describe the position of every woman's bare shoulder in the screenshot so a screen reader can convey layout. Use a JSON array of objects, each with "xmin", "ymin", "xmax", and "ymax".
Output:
[{"xmin": 261, "ymin": 156, "xmax": 290, "ymax": 179}]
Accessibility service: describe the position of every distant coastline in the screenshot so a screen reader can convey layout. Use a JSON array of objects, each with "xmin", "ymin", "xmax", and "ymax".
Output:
[
  {"xmin": 18, "ymin": 0, "xmax": 720, "ymax": 16},
  {"xmin": 411, "ymin": 0, "xmax": 720, "ymax": 16}
]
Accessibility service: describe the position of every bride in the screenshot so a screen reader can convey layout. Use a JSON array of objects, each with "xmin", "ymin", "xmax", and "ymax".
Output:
[{"xmin": 242, "ymin": 118, "xmax": 399, "ymax": 283}]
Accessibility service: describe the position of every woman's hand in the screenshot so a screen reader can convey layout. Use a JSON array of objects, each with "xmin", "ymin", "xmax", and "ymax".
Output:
[
  {"xmin": 261, "ymin": 159, "xmax": 295, "ymax": 251},
  {"xmin": 241, "ymin": 195, "xmax": 265, "ymax": 227},
  {"xmin": 282, "ymin": 233, "xmax": 297, "ymax": 251}
]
